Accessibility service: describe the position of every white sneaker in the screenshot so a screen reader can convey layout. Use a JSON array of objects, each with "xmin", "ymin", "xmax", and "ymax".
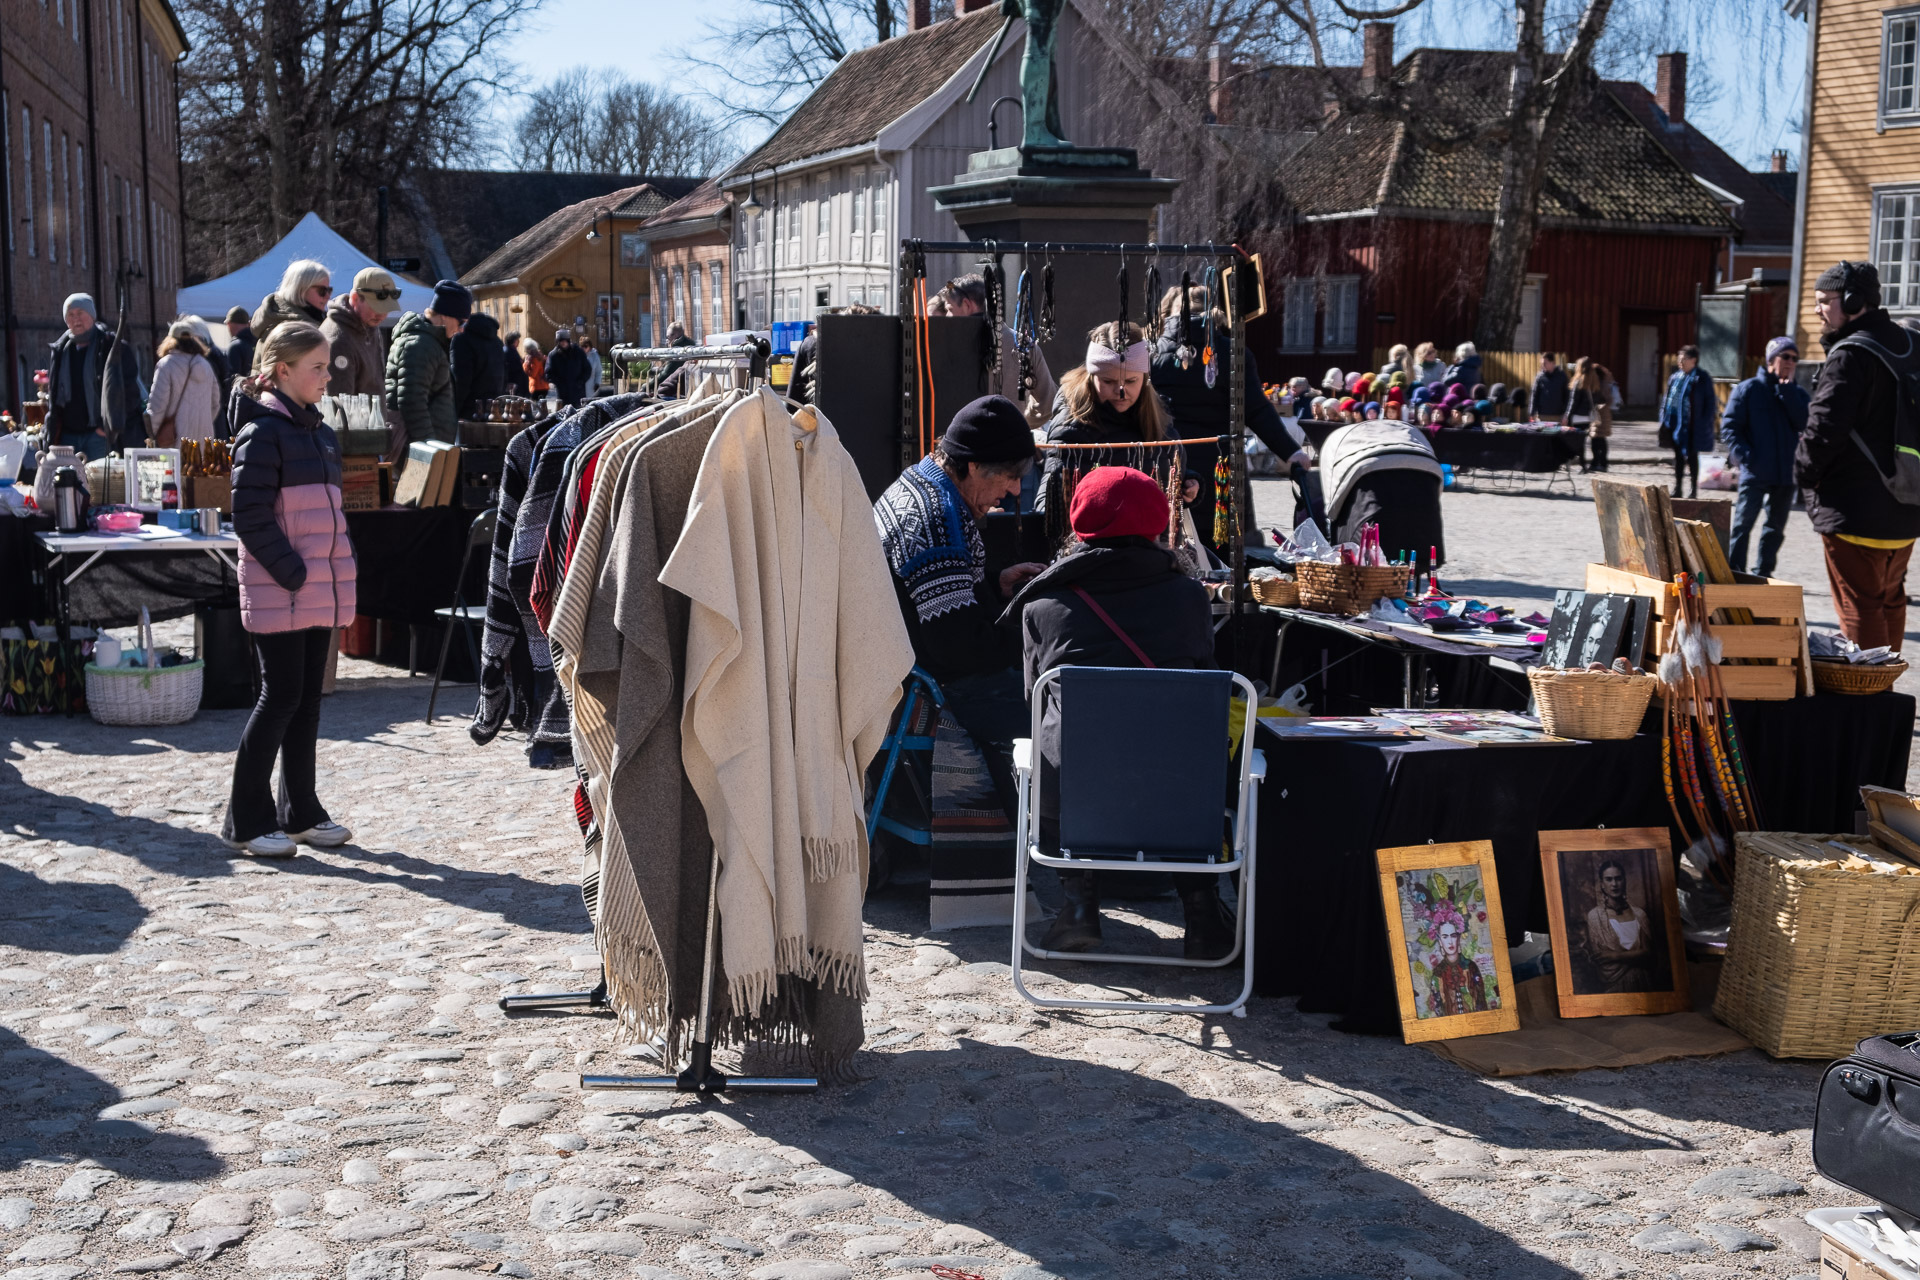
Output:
[
  {"xmin": 224, "ymin": 831, "xmax": 297, "ymax": 858},
  {"xmin": 289, "ymin": 821, "xmax": 352, "ymax": 848}
]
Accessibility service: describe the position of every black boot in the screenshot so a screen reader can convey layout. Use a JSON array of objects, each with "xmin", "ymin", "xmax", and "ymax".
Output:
[
  {"xmin": 1592, "ymin": 438, "xmax": 1609, "ymax": 471},
  {"xmin": 1179, "ymin": 879, "xmax": 1237, "ymax": 961},
  {"xmin": 1041, "ymin": 870, "xmax": 1103, "ymax": 952}
]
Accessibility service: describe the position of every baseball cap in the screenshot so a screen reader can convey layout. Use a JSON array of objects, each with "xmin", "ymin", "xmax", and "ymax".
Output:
[{"xmin": 353, "ymin": 267, "xmax": 403, "ymax": 315}]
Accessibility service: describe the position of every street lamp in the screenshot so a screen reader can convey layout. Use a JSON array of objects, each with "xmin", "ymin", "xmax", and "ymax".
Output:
[{"xmin": 584, "ymin": 207, "xmax": 616, "ymax": 342}]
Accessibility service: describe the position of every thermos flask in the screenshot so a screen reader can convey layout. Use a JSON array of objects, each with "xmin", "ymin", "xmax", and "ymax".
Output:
[{"xmin": 53, "ymin": 466, "xmax": 86, "ymax": 532}]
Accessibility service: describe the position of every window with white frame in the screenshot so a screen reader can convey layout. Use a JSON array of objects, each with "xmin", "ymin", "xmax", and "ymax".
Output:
[
  {"xmin": 43, "ymin": 120, "xmax": 55, "ymax": 265},
  {"xmin": 787, "ymin": 199, "xmax": 800, "ymax": 263},
  {"xmin": 1324, "ymin": 276, "xmax": 1360, "ymax": 350},
  {"xmin": 709, "ymin": 262, "xmax": 723, "ymax": 335},
  {"xmin": 1875, "ymin": 186, "xmax": 1920, "ymax": 309},
  {"xmin": 688, "ymin": 267, "xmax": 703, "ymax": 341},
  {"xmin": 656, "ymin": 268, "xmax": 671, "ymax": 325},
  {"xmin": 596, "ymin": 292, "xmax": 623, "ymax": 342},
  {"xmin": 815, "ymin": 176, "xmax": 830, "ymax": 259},
  {"xmin": 74, "ymin": 142, "xmax": 83, "ymax": 267},
  {"xmin": 870, "ymin": 179, "xmax": 887, "ymax": 260},
  {"xmin": 850, "ymin": 171, "xmax": 866, "ymax": 262},
  {"xmin": 1282, "ymin": 277, "xmax": 1315, "ymax": 351},
  {"xmin": 1887, "ymin": 11, "xmax": 1920, "ymax": 122}
]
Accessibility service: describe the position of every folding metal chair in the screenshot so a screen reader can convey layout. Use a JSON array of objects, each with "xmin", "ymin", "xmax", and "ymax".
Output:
[
  {"xmin": 426, "ymin": 507, "xmax": 497, "ymax": 722},
  {"xmin": 1010, "ymin": 666, "xmax": 1265, "ymax": 1017}
]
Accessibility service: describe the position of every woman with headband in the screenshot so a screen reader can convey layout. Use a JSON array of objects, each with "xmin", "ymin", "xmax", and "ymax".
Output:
[{"xmin": 1036, "ymin": 321, "xmax": 1194, "ymax": 520}]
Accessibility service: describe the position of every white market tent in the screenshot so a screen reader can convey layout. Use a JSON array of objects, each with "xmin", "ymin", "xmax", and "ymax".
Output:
[{"xmin": 177, "ymin": 212, "xmax": 435, "ymax": 321}]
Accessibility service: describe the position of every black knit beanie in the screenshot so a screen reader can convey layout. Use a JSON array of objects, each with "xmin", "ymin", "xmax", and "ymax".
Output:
[{"xmin": 940, "ymin": 395, "xmax": 1035, "ymax": 463}]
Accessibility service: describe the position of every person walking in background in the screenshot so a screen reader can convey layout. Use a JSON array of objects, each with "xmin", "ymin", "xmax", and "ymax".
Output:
[
  {"xmin": 1797, "ymin": 261, "xmax": 1920, "ymax": 649},
  {"xmin": 1661, "ymin": 344, "xmax": 1718, "ymax": 499},
  {"xmin": 249, "ymin": 260, "xmax": 331, "ymax": 369},
  {"xmin": 46, "ymin": 293, "xmax": 143, "ymax": 458},
  {"xmin": 1531, "ymin": 352, "xmax": 1570, "ymax": 421},
  {"xmin": 223, "ymin": 321, "xmax": 357, "ymax": 858},
  {"xmin": 580, "ymin": 334, "xmax": 602, "ymax": 398},
  {"xmin": 320, "ymin": 267, "xmax": 399, "ymax": 397},
  {"xmin": 451, "ymin": 310, "xmax": 507, "ymax": 421},
  {"xmin": 502, "ymin": 331, "xmax": 529, "ymax": 398},
  {"xmin": 1566, "ymin": 357, "xmax": 1614, "ymax": 471},
  {"xmin": 1411, "ymin": 342, "xmax": 1446, "ymax": 386},
  {"xmin": 147, "ymin": 322, "xmax": 222, "ymax": 445},
  {"xmin": 1722, "ymin": 337, "xmax": 1809, "ymax": 577},
  {"xmin": 1442, "ymin": 342, "xmax": 1481, "ymax": 390},
  {"xmin": 545, "ymin": 328, "xmax": 591, "ymax": 408},
  {"xmin": 385, "ymin": 280, "xmax": 468, "ymax": 447},
  {"xmin": 226, "ymin": 305, "xmax": 258, "ymax": 383},
  {"xmin": 522, "ymin": 339, "xmax": 549, "ymax": 400}
]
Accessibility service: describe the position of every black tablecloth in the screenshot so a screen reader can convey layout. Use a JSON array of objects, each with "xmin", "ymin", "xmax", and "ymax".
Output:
[
  {"xmin": 1258, "ymin": 608, "xmax": 1533, "ymax": 714},
  {"xmin": 345, "ymin": 508, "xmax": 482, "ymax": 626},
  {"xmin": 0, "ymin": 515, "xmax": 56, "ymax": 626},
  {"xmin": 1431, "ymin": 429, "xmax": 1583, "ymax": 474},
  {"xmin": 1253, "ymin": 691, "xmax": 1915, "ymax": 1033}
]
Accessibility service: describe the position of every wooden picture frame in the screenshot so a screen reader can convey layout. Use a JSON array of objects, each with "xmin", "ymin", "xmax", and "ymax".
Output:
[
  {"xmin": 1538, "ymin": 827, "xmax": 1690, "ymax": 1017},
  {"xmin": 1376, "ymin": 841, "xmax": 1520, "ymax": 1043}
]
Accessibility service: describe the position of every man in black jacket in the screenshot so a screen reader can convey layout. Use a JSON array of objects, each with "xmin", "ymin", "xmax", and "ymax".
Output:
[
  {"xmin": 1796, "ymin": 260, "xmax": 1920, "ymax": 650},
  {"xmin": 1531, "ymin": 352, "xmax": 1570, "ymax": 421},
  {"xmin": 1000, "ymin": 464, "xmax": 1230, "ymax": 958},
  {"xmin": 450, "ymin": 312, "xmax": 507, "ymax": 421},
  {"xmin": 545, "ymin": 329, "xmax": 592, "ymax": 407},
  {"xmin": 874, "ymin": 396, "xmax": 1044, "ymax": 823},
  {"xmin": 46, "ymin": 293, "xmax": 144, "ymax": 457}
]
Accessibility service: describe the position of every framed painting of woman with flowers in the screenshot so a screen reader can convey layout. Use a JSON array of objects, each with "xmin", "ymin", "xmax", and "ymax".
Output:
[{"xmin": 1376, "ymin": 841, "xmax": 1520, "ymax": 1043}]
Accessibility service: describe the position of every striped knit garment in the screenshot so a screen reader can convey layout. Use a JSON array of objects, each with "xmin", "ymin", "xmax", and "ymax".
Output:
[{"xmin": 470, "ymin": 417, "xmax": 554, "ymax": 745}]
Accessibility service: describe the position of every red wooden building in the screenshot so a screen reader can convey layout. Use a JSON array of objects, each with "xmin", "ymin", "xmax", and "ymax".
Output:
[{"xmin": 1239, "ymin": 31, "xmax": 1733, "ymax": 407}]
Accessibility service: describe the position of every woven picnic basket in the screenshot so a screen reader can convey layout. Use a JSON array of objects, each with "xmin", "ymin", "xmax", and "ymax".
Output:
[
  {"xmin": 1248, "ymin": 575, "xmax": 1299, "ymax": 608},
  {"xmin": 1713, "ymin": 831, "xmax": 1920, "ymax": 1057},
  {"xmin": 85, "ymin": 660, "xmax": 204, "ymax": 726},
  {"xmin": 1526, "ymin": 668, "xmax": 1658, "ymax": 740},
  {"xmin": 1294, "ymin": 562, "xmax": 1406, "ymax": 616},
  {"xmin": 1811, "ymin": 657, "xmax": 1908, "ymax": 696}
]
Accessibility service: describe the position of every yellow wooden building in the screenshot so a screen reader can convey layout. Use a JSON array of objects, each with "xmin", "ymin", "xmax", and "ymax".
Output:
[
  {"xmin": 462, "ymin": 180, "xmax": 701, "ymax": 351},
  {"xmin": 1791, "ymin": 0, "xmax": 1920, "ymax": 354}
]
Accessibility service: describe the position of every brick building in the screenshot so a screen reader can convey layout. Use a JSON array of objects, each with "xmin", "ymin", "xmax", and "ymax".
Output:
[{"xmin": 1, "ymin": 0, "xmax": 189, "ymax": 414}]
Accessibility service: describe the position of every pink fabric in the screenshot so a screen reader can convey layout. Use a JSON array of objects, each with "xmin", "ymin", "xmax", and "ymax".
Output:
[{"xmin": 238, "ymin": 482, "xmax": 357, "ymax": 632}]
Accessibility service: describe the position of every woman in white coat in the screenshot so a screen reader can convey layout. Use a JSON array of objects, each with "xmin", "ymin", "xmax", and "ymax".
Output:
[{"xmin": 148, "ymin": 322, "xmax": 223, "ymax": 443}]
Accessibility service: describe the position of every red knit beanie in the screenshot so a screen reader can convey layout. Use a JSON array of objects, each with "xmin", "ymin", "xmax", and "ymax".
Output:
[{"xmin": 1069, "ymin": 466, "xmax": 1168, "ymax": 540}]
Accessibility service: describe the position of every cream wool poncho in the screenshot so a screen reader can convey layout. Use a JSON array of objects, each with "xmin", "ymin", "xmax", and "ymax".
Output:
[{"xmin": 660, "ymin": 389, "xmax": 913, "ymax": 1016}]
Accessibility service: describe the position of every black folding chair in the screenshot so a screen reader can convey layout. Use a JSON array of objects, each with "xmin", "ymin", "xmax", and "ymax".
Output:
[
  {"xmin": 1011, "ymin": 666, "xmax": 1265, "ymax": 1017},
  {"xmin": 426, "ymin": 507, "xmax": 497, "ymax": 722}
]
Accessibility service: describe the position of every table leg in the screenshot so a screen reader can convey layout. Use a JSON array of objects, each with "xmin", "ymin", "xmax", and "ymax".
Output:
[
  {"xmin": 1268, "ymin": 618, "xmax": 1294, "ymax": 696},
  {"xmin": 1402, "ymin": 652, "xmax": 1413, "ymax": 709}
]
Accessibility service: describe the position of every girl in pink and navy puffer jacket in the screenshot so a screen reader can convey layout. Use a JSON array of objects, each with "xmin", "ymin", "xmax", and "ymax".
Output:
[{"xmin": 221, "ymin": 321, "xmax": 359, "ymax": 858}]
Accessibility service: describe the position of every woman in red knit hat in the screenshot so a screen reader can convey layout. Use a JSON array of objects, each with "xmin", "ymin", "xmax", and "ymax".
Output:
[{"xmin": 998, "ymin": 466, "xmax": 1231, "ymax": 959}]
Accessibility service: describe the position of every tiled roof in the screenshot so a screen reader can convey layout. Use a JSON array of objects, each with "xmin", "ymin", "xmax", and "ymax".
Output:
[
  {"xmin": 646, "ymin": 178, "xmax": 728, "ymax": 228},
  {"xmin": 414, "ymin": 171, "xmax": 703, "ymax": 277},
  {"xmin": 462, "ymin": 182, "xmax": 697, "ymax": 288},
  {"xmin": 1606, "ymin": 82, "xmax": 1797, "ymax": 246},
  {"xmin": 728, "ymin": 7, "xmax": 1003, "ymax": 175},
  {"xmin": 1272, "ymin": 49, "xmax": 1733, "ymax": 232}
]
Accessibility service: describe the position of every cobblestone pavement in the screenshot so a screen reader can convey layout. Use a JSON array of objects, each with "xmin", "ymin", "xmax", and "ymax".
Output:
[{"xmin": 0, "ymin": 658, "xmax": 1852, "ymax": 1280}]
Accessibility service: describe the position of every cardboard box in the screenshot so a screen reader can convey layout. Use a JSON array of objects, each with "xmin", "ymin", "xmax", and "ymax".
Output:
[
  {"xmin": 187, "ymin": 474, "xmax": 231, "ymax": 513},
  {"xmin": 1823, "ymin": 1234, "xmax": 1910, "ymax": 1280},
  {"xmin": 339, "ymin": 455, "xmax": 380, "ymax": 512}
]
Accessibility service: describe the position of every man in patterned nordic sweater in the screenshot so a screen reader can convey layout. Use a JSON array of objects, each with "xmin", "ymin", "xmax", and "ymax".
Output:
[{"xmin": 874, "ymin": 395, "xmax": 1043, "ymax": 823}]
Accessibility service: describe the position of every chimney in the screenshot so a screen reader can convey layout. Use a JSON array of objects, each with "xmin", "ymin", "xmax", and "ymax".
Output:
[
  {"xmin": 1360, "ymin": 23, "xmax": 1393, "ymax": 96},
  {"xmin": 1208, "ymin": 42, "xmax": 1234, "ymax": 126},
  {"xmin": 1771, "ymin": 148, "xmax": 1789, "ymax": 172},
  {"xmin": 1655, "ymin": 52, "xmax": 1686, "ymax": 126},
  {"xmin": 958, "ymin": 0, "xmax": 995, "ymax": 11},
  {"xmin": 909, "ymin": 0, "xmax": 931, "ymax": 29}
]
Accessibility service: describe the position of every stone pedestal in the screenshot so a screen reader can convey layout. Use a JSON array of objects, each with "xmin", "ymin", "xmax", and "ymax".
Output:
[{"xmin": 929, "ymin": 147, "xmax": 1179, "ymax": 377}]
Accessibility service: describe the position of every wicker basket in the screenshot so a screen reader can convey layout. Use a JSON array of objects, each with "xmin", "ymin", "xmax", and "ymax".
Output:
[
  {"xmin": 1811, "ymin": 657, "xmax": 1908, "ymax": 696},
  {"xmin": 1527, "ymin": 668, "xmax": 1659, "ymax": 740},
  {"xmin": 85, "ymin": 661, "xmax": 204, "ymax": 727},
  {"xmin": 1714, "ymin": 831, "xmax": 1920, "ymax": 1057},
  {"xmin": 1294, "ymin": 561, "xmax": 1408, "ymax": 616},
  {"xmin": 1249, "ymin": 575, "xmax": 1299, "ymax": 608}
]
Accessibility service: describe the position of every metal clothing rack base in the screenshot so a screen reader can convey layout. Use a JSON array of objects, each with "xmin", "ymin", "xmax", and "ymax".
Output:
[{"xmin": 499, "ymin": 977, "xmax": 610, "ymax": 1013}]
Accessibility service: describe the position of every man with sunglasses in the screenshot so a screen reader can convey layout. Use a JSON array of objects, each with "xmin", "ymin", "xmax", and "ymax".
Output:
[
  {"xmin": 1722, "ymin": 335, "xmax": 1810, "ymax": 578},
  {"xmin": 321, "ymin": 267, "xmax": 402, "ymax": 397}
]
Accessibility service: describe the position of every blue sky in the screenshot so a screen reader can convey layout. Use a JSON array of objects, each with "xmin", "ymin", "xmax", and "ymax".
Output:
[{"xmin": 497, "ymin": 0, "xmax": 1807, "ymax": 172}]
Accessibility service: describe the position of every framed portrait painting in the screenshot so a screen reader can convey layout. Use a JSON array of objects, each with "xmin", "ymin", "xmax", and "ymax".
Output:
[
  {"xmin": 1376, "ymin": 842, "xmax": 1520, "ymax": 1043},
  {"xmin": 1538, "ymin": 828, "xmax": 1690, "ymax": 1017}
]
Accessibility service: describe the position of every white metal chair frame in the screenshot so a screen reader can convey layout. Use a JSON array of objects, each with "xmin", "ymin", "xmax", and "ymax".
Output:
[{"xmin": 1010, "ymin": 666, "xmax": 1266, "ymax": 1018}]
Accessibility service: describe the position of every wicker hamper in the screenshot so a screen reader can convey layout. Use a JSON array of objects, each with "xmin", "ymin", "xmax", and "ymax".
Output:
[
  {"xmin": 1294, "ymin": 562, "xmax": 1407, "ymax": 616},
  {"xmin": 1527, "ymin": 668, "xmax": 1658, "ymax": 740},
  {"xmin": 85, "ymin": 661, "xmax": 204, "ymax": 727},
  {"xmin": 1811, "ymin": 658, "xmax": 1908, "ymax": 696},
  {"xmin": 1713, "ymin": 831, "xmax": 1920, "ymax": 1057}
]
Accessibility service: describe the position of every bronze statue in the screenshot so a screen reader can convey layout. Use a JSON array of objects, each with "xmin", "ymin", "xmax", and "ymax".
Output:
[{"xmin": 967, "ymin": 0, "xmax": 1069, "ymax": 151}]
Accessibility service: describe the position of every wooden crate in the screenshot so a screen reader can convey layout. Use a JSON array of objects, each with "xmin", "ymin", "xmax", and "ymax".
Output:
[
  {"xmin": 340, "ymin": 455, "xmax": 380, "ymax": 512},
  {"xmin": 1585, "ymin": 563, "xmax": 1811, "ymax": 699}
]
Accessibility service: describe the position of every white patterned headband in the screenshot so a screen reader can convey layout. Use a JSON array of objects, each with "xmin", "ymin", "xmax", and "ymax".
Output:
[{"xmin": 1085, "ymin": 341, "xmax": 1152, "ymax": 376}]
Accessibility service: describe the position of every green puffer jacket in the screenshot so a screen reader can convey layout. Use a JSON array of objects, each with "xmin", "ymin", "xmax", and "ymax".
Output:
[{"xmin": 385, "ymin": 311, "xmax": 456, "ymax": 445}]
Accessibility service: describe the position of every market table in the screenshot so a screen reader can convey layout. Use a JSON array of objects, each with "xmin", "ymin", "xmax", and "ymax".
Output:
[
  {"xmin": 1258, "ymin": 605, "xmax": 1537, "ymax": 713},
  {"xmin": 1430, "ymin": 427, "xmax": 1584, "ymax": 490},
  {"xmin": 36, "ymin": 526, "xmax": 241, "ymax": 630},
  {"xmin": 344, "ymin": 507, "xmax": 480, "ymax": 626},
  {"xmin": 1251, "ymin": 691, "xmax": 1916, "ymax": 1033}
]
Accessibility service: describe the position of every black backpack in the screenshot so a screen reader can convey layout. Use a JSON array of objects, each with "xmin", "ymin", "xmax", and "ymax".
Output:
[
  {"xmin": 1828, "ymin": 329, "xmax": 1920, "ymax": 505},
  {"xmin": 1813, "ymin": 1031, "xmax": 1920, "ymax": 1224}
]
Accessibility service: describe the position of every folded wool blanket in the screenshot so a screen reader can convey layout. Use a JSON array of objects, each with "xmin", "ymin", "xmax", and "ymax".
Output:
[{"xmin": 660, "ymin": 390, "xmax": 913, "ymax": 1022}]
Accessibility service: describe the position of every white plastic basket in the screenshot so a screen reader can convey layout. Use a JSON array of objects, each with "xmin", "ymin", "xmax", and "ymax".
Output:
[{"xmin": 85, "ymin": 660, "xmax": 204, "ymax": 726}]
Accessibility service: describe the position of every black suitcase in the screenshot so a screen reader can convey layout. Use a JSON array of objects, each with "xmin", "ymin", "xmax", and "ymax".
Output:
[{"xmin": 1813, "ymin": 1031, "xmax": 1920, "ymax": 1224}]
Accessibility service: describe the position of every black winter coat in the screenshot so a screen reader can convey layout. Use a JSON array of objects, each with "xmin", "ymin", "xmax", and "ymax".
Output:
[
  {"xmin": 230, "ymin": 393, "xmax": 344, "ymax": 595},
  {"xmin": 1002, "ymin": 539, "xmax": 1214, "ymax": 819},
  {"xmin": 1721, "ymin": 370, "xmax": 1809, "ymax": 488},
  {"xmin": 1796, "ymin": 309, "xmax": 1920, "ymax": 540},
  {"xmin": 47, "ymin": 323, "xmax": 144, "ymax": 446},
  {"xmin": 451, "ymin": 314, "xmax": 507, "ymax": 420},
  {"xmin": 547, "ymin": 342, "xmax": 592, "ymax": 402},
  {"xmin": 1532, "ymin": 367, "xmax": 1571, "ymax": 418}
]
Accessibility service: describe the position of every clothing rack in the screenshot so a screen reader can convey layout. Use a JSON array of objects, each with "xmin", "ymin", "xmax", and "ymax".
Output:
[
  {"xmin": 897, "ymin": 237, "xmax": 1253, "ymax": 667},
  {"xmin": 609, "ymin": 339, "xmax": 772, "ymax": 386},
  {"xmin": 1041, "ymin": 435, "xmax": 1227, "ymax": 450}
]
